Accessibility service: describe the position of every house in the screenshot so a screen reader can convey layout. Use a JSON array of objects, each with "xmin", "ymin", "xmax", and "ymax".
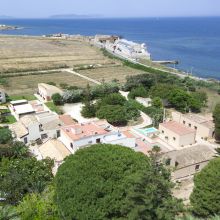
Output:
[
  {"xmin": 10, "ymin": 115, "xmax": 41, "ymax": 144},
  {"xmin": 172, "ymin": 111, "xmax": 215, "ymax": 140},
  {"xmin": 94, "ymin": 35, "xmax": 119, "ymax": 47},
  {"xmin": 0, "ymin": 89, "xmax": 6, "ymax": 104},
  {"xmin": 38, "ymin": 83, "xmax": 63, "ymax": 102},
  {"xmin": 39, "ymin": 139, "xmax": 71, "ymax": 173},
  {"xmin": 159, "ymin": 121, "xmax": 196, "ymax": 148},
  {"xmin": 135, "ymin": 97, "xmax": 152, "ymax": 107},
  {"xmin": 161, "ymin": 145, "xmax": 217, "ymax": 180},
  {"xmin": 59, "ymin": 122, "xmax": 136, "ymax": 153}
]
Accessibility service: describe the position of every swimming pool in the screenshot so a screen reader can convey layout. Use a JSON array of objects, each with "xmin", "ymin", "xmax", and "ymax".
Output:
[{"xmin": 136, "ymin": 127, "xmax": 158, "ymax": 136}]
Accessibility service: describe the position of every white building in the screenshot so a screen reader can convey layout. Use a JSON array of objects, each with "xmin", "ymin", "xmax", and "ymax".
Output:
[
  {"xmin": 111, "ymin": 39, "xmax": 151, "ymax": 60},
  {"xmin": 38, "ymin": 83, "xmax": 63, "ymax": 102},
  {"xmin": 159, "ymin": 121, "xmax": 196, "ymax": 148},
  {"xmin": 59, "ymin": 122, "xmax": 136, "ymax": 153},
  {"xmin": 0, "ymin": 89, "xmax": 6, "ymax": 104},
  {"xmin": 135, "ymin": 97, "xmax": 152, "ymax": 107}
]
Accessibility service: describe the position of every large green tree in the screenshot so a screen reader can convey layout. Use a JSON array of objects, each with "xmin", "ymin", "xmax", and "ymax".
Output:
[
  {"xmin": 213, "ymin": 103, "xmax": 220, "ymax": 142},
  {"xmin": 55, "ymin": 144, "xmax": 181, "ymax": 220},
  {"xmin": 190, "ymin": 158, "xmax": 220, "ymax": 218},
  {"xmin": 0, "ymin": 157, "xmax": 53, "ymax": 204}
]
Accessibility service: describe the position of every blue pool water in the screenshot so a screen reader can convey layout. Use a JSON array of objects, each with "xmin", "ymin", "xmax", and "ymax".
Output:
[{"xmin": 137, "ymin": 127, "xmax": 158, "ymax": 136}]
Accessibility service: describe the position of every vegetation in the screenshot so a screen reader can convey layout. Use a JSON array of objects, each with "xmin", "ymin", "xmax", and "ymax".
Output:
[
  {"xmin": 0, "ymin": 157, "xmax": 53, "ymax": 205},
  {"xmin": 8, "ymin": 94, "xmax": 36, "ymax": 101},
  {"xmin": 190, "ymin": 158, "xmax": 220, "ymax": 218},
  {"xmin": 55, "ymin": 144, "xmax": 182, "ymax": 220},
  {"xmin": 17, "ymin": 186, "xmax": 59, "ymax": 220},
  {"xmin": 45, "ymin": 102, "xmax": 62, "ymax": 114},
  {"xmin": 51, "ymin": 93, "xmax": 64, "ymax": 106},
  {"xmin": 213, "ymin": 103, "xmax": 220, "ymax": 142},
  {"xmin": 0, "ymin": 127, "xmax": 12, "ymax": 144}
]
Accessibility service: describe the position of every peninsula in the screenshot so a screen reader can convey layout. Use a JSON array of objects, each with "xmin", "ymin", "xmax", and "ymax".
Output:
[{"xmin": 0, "ymin": 24, "xmax": 20, "ymax": 30}]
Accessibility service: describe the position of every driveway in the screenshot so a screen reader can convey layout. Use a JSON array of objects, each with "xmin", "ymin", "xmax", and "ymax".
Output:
[{"xmin": 62, "ymin": 103, "xmax": 98, "ymax": 123}]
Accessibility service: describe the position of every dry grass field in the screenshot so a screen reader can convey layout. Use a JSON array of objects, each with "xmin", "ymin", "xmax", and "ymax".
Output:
[
  {"xmin": 78, "ymin": 66, "xmax": 145, "ymax": 83},
  {"xmin": 0, "ymin": 36, "xmax": 115, "ymax": 73},
  {"xmin": 4, "ymin": 71, "xmax": 96, "ymax": 95}
]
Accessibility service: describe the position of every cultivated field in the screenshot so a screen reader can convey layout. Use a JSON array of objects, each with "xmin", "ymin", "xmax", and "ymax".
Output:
[
  {"xmin": 0, "ymin": 36, "xmax": 115, "ymax": 73},
  {"xmin": 4, "ymin": 71, "xmax": 96, "ymax": 95},
  {"xmin": 78, "ymin": 66, "xmax": 145, "ymax": 83}
]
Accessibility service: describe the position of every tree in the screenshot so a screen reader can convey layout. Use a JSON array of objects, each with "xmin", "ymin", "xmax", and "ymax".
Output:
[
  {"xmin": 190, "ymin": 158, "xmax": 220, "ymax": 218},
  {"xmin": 128, "ymin": 86, "xmax": 149, "ymax": 99},
  {"xmin": 17, "ymin": 186, "xmax": 59, "ymax": 220},
  {"xmin": 152, "ymin": 97, "xmax": 163, "ymax": 108},
  {"xmin": 0, "ymin": 127, "xmax": 12, "ymax": 144},
  {"xmin": 213, "ymin": 104, "xmax": 220, "ymax": 142},
  {"xmin": 51, "ymin": 93, "xmax": 63, "ymax": 106},
  {"xmin": 96, "ymin": 105, "xmax": 127, "ymax": 125},
  {"xmin": 81, "ymin": 84, "xmax": 96, "ymax": 118},
  {"xmin": 0, "ymin": 157, "xmax": 53, "ymax": 204},
  {"xmin": 62, "ymin": 89, "xmax": 84, "ymax": 103},
  {"xmin": 55, "ymin": 144, "xmax": 181, "ymax": 220}
]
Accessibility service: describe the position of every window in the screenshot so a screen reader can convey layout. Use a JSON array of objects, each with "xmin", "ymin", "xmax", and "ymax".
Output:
[
  {"xmin": 194, "ymin": 126, "xmax": 197, "ymax": 130},
  {"xmin": 173, "ymin": 137, "xmax": 176, "ymax": 141},
  {"xmin": 24, "ymin": 137, "xmax": 28, "ymax": 144},
  {"xmin": 96, "ymin": 138, "xmax": 101, "ymax": 143},
  {"xmin": 183, "ymin": 121, "xmax": 186, "ymax": 124},
  {"xmin": 195, "ymin": 164, "xmax": 200, "ymax": 171},
  {"xmin": 70, "ymin": 143, "xmax": 73, "ymax": 149},
  {"xmin": 165, "ymin": 136, "xmax": 168, "ymax": 140},
  {"xmin": 189, "ymin": 123, "xmax": 191, "ymax": 127},
  {"xmin": 57, "ymin": 130, "xmax": 61, "ymax": 138},
  {"xmin": 165, "ymin": 158, "xmax": 171, "ymax": 166},
  {"xmin": 162, "ymin": 130, "xmax": 164, "ymax": 134}
]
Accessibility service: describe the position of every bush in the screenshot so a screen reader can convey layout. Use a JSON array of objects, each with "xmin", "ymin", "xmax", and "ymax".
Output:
[
  {"xmin": 96, "ymin": 105, "xmax": 127, "ymax": 125},
  {"xmin": 55, "ymin": 144, "xmax": 181, "ymax": 220},
  {"xmin": 91, "ymin": 83, "xmax": 119, "ymax": 98},
  {"xmin": 213, "ymin": 103, "xmax": 220, "ymax": 142},
  {"xmin": 62, "ymin": 89, "xmax": 84, "ymax": 103},
  {"xmin": 0, "ymin": 127, "xmax": 12, "ymax": 144},
  {"xmin": 128, "ymin": 86, "xmax": 149, "ymax": 99},
  {"xmin": 51, "ymin": 93, "xmax": 63, "ymax": 106}
]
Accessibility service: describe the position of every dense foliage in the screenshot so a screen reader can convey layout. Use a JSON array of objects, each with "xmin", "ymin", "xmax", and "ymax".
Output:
[
  {"xmin": 82, "ymin": 93, "xmax": 140, "ymax": 125},
  {"xmin": 0, "ymin": 157, "xmax": 53, "ymax": 204},
  {"xmin": 51, "ymin": 93, "xmax": 63, "ymax": 105},
  {"xmin": 17, "ymin": 186, "xmax": 59, "ymax": 220},
  {"xmin": 190, "ymin": 158, "xmax": 220, "ymax": 218},
  {"xmin": 0, "ymin": 127, "xmax": 12, "ymax": 144},
  {"xmin": 55, "ymin": 144, "xmax": 181, "ymax": 220},
  {"xmin": 213, "ymin": 103, "xmax": 220, "ymax": 142}
]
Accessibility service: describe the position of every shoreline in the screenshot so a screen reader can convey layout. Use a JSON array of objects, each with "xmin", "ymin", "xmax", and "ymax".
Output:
[{"xmin": 0, "ymin": 33, "xmax": 219, "ymax": 84}]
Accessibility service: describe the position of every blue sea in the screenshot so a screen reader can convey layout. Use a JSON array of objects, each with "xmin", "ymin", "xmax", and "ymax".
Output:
[{"xmin": 0, "ymin": 17, "xmax": 220, "ymax": 79}]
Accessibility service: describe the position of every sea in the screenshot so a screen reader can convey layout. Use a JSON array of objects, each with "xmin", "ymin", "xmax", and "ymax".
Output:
[{"xmin": 0, "ymin": 17, "xmax": 220, "ymax": 80}]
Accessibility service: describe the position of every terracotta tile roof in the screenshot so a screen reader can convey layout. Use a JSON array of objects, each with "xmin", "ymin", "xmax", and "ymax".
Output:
[
  {"xmin": 135, "ymin": 139, "xmax": 152, "ymax": 155},
  {"xmin": 123, "ymin": 130, "xmax": 136, "ymax": 138},
  {"xmin": 61, "ymin": 123, "xmax": 108, "ymax": 141},
  {"xmin": 59, "ymin": 115, "xmax": 76, "ymax": 126},
  {"xmin": 160, "ymin": 121, "xmax": 195, "ymax": 136}
]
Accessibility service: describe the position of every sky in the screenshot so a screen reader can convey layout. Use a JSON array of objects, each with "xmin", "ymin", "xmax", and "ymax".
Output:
[{"xmin": 1, "ymin": 0, "xmax": 220, "ymax": 18}]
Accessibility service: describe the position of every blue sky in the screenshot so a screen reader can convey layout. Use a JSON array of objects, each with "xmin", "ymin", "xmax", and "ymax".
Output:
[{"xmin": 1, "ymin": 0, "xmax": 220, "ymax": 18}]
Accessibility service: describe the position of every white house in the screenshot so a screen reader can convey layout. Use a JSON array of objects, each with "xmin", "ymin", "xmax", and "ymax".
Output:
[
  {"xmin": 159, "ymin": 121, "xmax": 196, "ymax": 148},
  {"xmin": 59, "ymin": 122, "xmax": 136, "ymax": 153},
  {"xmin": 38, "ymin": 83, "xmax": 63, "ymax": 102}
]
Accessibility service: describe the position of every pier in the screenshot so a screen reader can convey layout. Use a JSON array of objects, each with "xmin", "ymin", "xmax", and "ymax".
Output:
[{"xmin": 152, "ymin": 60, "xmax": 179, "ymax": 65}]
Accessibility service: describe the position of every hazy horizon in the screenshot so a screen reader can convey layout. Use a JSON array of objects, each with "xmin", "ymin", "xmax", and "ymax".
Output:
[{"xmin": 1, "ymin": 0, "xmax": 220, "ymax": 18}]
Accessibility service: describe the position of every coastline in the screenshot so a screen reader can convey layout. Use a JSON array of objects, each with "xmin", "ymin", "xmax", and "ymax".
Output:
[{"xmin": 0, "ymin": 33, "xmax": 219, "ymax": 85}]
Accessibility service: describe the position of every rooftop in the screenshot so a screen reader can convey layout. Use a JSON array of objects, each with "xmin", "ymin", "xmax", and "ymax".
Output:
[
  {"xmin": 160, "ymin": 121, "xmax": 195, "ymax": 136},
  {"xmin": 42, "ymin": 119, "xmax": 64, "ymax": 130},
  {"xmin": 10, "ymin": 99, "xmax": 28, "ymax": 105},
  {"xmin": 59, "ymin": 115, "xmax": 76, "ymax": 126},
  {"xmin": 10, "ymin": 122, "xmax": 28, "ymax": 138},
  {"xmin": 20, "ymin": 115, "xmax": 38, "ymax": 127},
  {"xmin": 39, "ymin": 139, "xmax": 71, "ymax": 162},
  {"xmin": 38, "ymin": 83, "xmax": 63, "ymax": 94},
  {"xmin": 162, "ymin": 145, "xmax": 216, "ymax": 169},
  {"xmin": 13, "ymin": 104, "xmax": 35, "ymax": 115},
  {"xmin": 61, "ymin": 123, "xmax": 108, "ymax": 141}
]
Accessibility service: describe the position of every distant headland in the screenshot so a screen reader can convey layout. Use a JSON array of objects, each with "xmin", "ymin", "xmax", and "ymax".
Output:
[{"xmin": 0, "ymin": 24, "xmax": 20, "ymax": 31}]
